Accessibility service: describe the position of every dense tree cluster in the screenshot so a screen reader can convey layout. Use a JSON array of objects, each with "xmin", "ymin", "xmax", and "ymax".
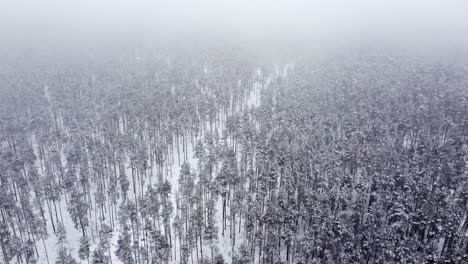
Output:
[{"xmin": 1, "ymin": 46, "xmax": 467, "ymax": 264}]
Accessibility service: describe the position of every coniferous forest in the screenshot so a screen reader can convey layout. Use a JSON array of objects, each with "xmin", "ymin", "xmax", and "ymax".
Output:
[{"xmin": 1, "ymin": 42, "xmax": 468, "ymax": 264}]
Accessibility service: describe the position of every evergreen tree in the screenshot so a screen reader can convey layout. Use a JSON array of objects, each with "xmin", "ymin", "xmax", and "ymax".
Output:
[
  {"xmin": 115, "ymin": 225, "xmax": 134, "ymax": 264},
  {"xmin": 78, "ymin": 236, "xmax": 90, "ymax": 263}
]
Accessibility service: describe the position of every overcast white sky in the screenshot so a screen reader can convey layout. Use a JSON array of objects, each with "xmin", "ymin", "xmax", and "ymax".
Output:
[{"xmin": 1, "ymin": 0, "xmax": 468, "ymax": 50}]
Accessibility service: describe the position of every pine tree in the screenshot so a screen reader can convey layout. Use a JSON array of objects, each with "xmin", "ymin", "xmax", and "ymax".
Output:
[
  {"xmin": 68, "ymin": 189, "xmax": 89, "ymax": 237},
  {"xmin": 232, "ymin": 244, "xmax": 250, "ymax": 264},
  {"xmin": 55, "ymin": 247, "xmax": 78, "ymax": 264},
  {"xmin": 115, "ymin": 224, "xmax": 134, "ymax": 264},
  {"xmin": 23, "ymin": 239, "xmax": 37, "ymax": 264},
  {"xmin": 214, "ymin": 254, "xmax": 225, "ymax": 264},
  {"xmin": 204, "ymin": 198, "xmax": 218, "ymax": 262},
  {"xmin": 54, "ymin": 223, "xmax": 78, "ymax": 264},
  {"xmin": 78, "ymin": 236, "xmax": 90, "ymax": 264}
]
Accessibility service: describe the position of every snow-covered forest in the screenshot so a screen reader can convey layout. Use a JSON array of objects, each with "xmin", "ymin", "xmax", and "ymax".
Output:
[
  {"xmin": 2, "ymin": 1, "xmax": 468, "ymax": 263},
  {"xmin": 1, "ymin": 43, "xmax": 468, "ymax": 264}
]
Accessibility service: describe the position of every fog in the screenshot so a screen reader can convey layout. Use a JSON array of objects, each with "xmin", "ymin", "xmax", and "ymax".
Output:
[
  {"xmin": 2, "ymin": 0, "xmax": 468, "ymax": 49},
  {"xmin": 2, "ymin": 2, "xmax": 468, "ymax": 264}
]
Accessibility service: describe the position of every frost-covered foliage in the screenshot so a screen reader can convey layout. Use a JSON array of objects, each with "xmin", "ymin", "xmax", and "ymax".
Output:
[{"xmin": 0, "ymin": 46, "xmax": 468, "ymax": 264}]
